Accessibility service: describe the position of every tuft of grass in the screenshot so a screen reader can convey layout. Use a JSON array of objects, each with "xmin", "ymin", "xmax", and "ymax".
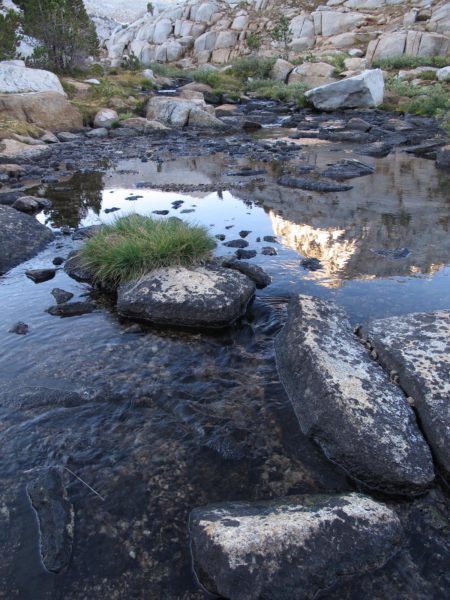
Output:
[
  {"xmin": 230, "ymin": 57, "xmax": 276, "ymax": 81},
  {"xmin": 373, "ymin": 55, "xmax": 449, "ymax": 70},
  {"xmin": 150, "ymin": 63, "xmax": 186, "ymax": 78},
  {"xmin": 191, "ymin": 67, "xmax": 242, "ymax": 96},
  {"xmin": 245, "ymin": 79, "xmax": 309, "ymax": 106},
  {"xmin": 382, "ymin": 78, "xmax": 450, "ymax": 131},
  {"xmin": 78, "ymin": 214, "xmax": 216, "ymax": 286}
]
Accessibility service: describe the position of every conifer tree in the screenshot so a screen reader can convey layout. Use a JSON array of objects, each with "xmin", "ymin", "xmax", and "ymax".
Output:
[
  {"xmin": 19, "ymin": 0, "xmax": 99, "ymax": 72},
  {"xmin": 0, "ymin": 7, "xmax": 22, "ymax": 60}
]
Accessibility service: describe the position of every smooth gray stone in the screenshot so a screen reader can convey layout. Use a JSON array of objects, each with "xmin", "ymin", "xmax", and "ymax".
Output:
[
  {"xmin": 275, "ymin": 295, "xmax": 434, "ymax": 495},
  {"xmin": 190, "ymin": 493, "xmax": 403, "ymax": 600},
  {"xmin": 117, "ymin": 265, "xmax": 255, "ymax": 330}
]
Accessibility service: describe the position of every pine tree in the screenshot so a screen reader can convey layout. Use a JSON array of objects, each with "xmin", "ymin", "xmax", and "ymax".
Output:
[
  {"xmin": 19, "ymin": 0, "xmax": 99, "ymax": 72},
  {"xmin": 0, "ymin": 8, "xmax": 22, "ymax": 60}
]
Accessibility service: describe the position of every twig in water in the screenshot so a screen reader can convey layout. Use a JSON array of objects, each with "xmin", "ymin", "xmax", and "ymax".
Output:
[{"xmin": 64, "ymin": 467, "xmax": 105, "ymax": 501}]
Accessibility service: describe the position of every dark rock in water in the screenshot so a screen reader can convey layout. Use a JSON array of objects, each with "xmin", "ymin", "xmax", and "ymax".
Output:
[
  {"xmin": 239, "ymin": 230, "xmax": 251, "ymax": 238},
  {"xmin": 52, "ymin": 256, "xmax": 65, "ymax": 266},
  {"xmin": 224, "ymin": 239, "xmax": 249, "ymax": 249},
  {"xmin": 51, "ymin": 288, "xmax": 74, "ymax": 304},
  {"xmin": 72, "ymin": 225, "xmax": 101, "ymax": 240},
  {"xmin": 361, "ymin": 310, "xmax": 450, "ymax": 479},
  {"xmin": 371, "ymin": 247, "xmax": 411, "ymax": 260},
  {"xmin": 277, "ymin": 175, "xmax": 352, "ymax": 192},
  {"xmin": 222, "ymin": 259, "xmax": 271, "ymax": 289},
  {"xmin": 190, "ymin": 493, "xmax": 403, "ymax": 600},
  {"xmin": 300, "ymin": 257, "xmax": 322, "ymax": 271},
  {"xmin": 104, "ymin": 207, "xmax": 120, "ymax": 214},
  {"xmin": 263, "ymin": 235, "xmax": 278, "ymax": 243},
  {"xmin": 117, "ymin": 265, "xmax": 255, "ymax": 330},
  {"xmin": 0, "ymin": 205, "xmax": 54, "ymax": 275},
  {"xmin": 321, "ymin": 130, "xmax": 371, "ymax": 143},
  {"xmin": 181, "ymin": 209, "xmax": 195, "ymax": 214},
  {"xmin": 25, "ymin": 268, "xmax": 56, "ymax": 283},
  {"xmin": 321, "ymin": 159, "xmax": 375, "ymax": 180},
  {"xmin": 153, "ymin": 210, "xmax": 169, "ymax": 215},
  {"xmin": 226, "ymin": 168, "xmax": 266, "ymax": 177},
  {"xmin": 172, "ymin": 200, "xmax": 184, "ymax": 209},
  {"xmin": 215, "ymin": 234, "xmax": 226, "ymax": 241},
  {"xmin": 0, "ymin": 190, "xmax": 23, "ymax": 206},
  {"xmin": 235, "ymin": 249, "xmax": 257, "ymax": 260},
  {"xmin": 261, "ymin": 246, "xmax": 277, "ymax": 256},
  {"xmin": 26, "ymin": 467, "xmax": 74, "ymax": 573},
  {"xmin": 64, "ymin": 252, "xmax": 94, "ymax": 285},
  {"xmin": 404, "ymin": 140, "xmax": 446, "ymax": 157},
  {"xmin": 347, "ymin": 117, "xmax": 371, "ymax": 131},
  {"xmin": 242, "ymin": 120, "xmax": 262, "ymax": 131},
  {"xmin": 275, "ymin": 295, "xmax": 434, "ymax": 495},
  {"xmin": 225, "ymin": 225, "xmax": 234, "ymax": 230},
  {"xmin": 9, "ymin": 321, "xmax": 29, "ymax": 335},
  {"xmin": 12, "ymin": 196, "xmax": 49, "ymax": 213},
  {"xmin": 436, "ymin": 144, "xmax": 450, "ymax": 169},
  {"xmin": 47, "ymin": 302, "xmax": 95, "ymax": 317},
  {"xmin": 358, "ymin": 142, "xmax": 393, "ymax": 158},
  {"xmin": 125, "ymin": 195, "xmax": 143, "ymax": 202}
]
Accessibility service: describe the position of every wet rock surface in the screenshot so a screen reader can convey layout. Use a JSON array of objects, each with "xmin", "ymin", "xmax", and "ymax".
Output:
[
  {"xmin": 26, "ymin": 268, "xmax": 57, "ymax": 283},
  {"xmin": 361, "ymin": 311, "xmax": 450, "ymax": 478},
  {"xmin": 275, "ymin": 295, "xmax": 434, "ymax": 495},
  {"xmin": 190, "ymin": 493, "xmax": 403, "ymax": 600},
  {"xmin": 277, "ymin": 175, "xmax": 353, "ymax": 193},
  {"xmin": 117, "ymin": 265, "xmax": 255, "ymax": 329},
  {"xmin": 222, "ymin": 259, "xmax": 272, "ymax": 289},
  {"xmin": 0, "ymin": 205, "xmax": 54, "ymax": 275},
  {"xmin": 26, "ymin": 467, "xmax": 74, "ymax": 574},
  {"xmin": 47, "ymin": 302, "xmax": 96, "ymax": 318}
]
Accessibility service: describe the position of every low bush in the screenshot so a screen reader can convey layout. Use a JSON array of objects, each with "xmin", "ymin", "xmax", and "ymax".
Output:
[
  {"xmin": 245, "ymin": 79, "xmax": 309, "ymax": 106},
  {"xmin": 230, "ymin": 57, "xmax": 276, "ymax": 81},
  {"xmin": 150, "ymin": 63, "xmax": 186, "ymax": 78},
  {"xmin": 373, "ymin": 55, "xmax": 449, "ymax": 70},
  {"xmin": 79, "ymin": 214, "xmax": 216, "ymax": 285}
]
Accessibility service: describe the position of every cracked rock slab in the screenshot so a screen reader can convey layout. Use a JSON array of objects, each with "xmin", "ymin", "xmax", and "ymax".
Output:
[
  {"xmin": 190, "ymin": 493, "xmax": 403, "ymax": 600},
  {"xmin": 275, "ymin": 295, "xmax": 434, "ymax": 495},
  {"xmin": 361, "ymin": 310, "xmax": 450, "ymax": 478},
  {"xmin": 117, "ymin": 265, "xmax": 255, "ymax": 329}
]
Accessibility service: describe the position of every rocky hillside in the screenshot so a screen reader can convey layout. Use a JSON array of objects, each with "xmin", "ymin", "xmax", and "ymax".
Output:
[{"xmin": 97, "ymin": 0, "xmax": 450, "ymax": 67}]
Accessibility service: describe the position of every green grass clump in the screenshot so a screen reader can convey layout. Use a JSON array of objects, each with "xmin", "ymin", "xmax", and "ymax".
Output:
[
  {"xmin": 245, "ymin": 79, "xmax": 309, "ymax": 106},
  {"xmin": 230, "ymin": 57, "xmax": 276, "ymax": 81},
  {"xmin": 79, "ymin": 214, "xmax": 216, "ymax": 286},
  {"xmin": 150, "ymin": 63, "xmax": 186, "ymax": 78},
  {"xmin": 373, "ymin": 55, "xmax": 449, "ymax": 70}
]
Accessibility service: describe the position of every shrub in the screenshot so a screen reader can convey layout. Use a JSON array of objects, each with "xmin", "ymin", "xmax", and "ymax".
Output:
[
  {"xmin": 191, "ymin": 68, "xmax": 242, "ymax": 96},
  {"xmin": 121, "ymin": 52, "xmax": 141, "ymax": 71},
  {"xmin": 19, "ymin": 0, "xmax": 99, "ymax": 72},
  {"xmin": 150, "ymin": 63, "xmax": 185, "ymax": 78},
  {"xmin": 230, "ymin": 57, "xmax": 276, "ymax": 81},
  {"xmin": 271, "ymin": 15, "xmax": 292, "ymax": 60},
  {"xmin": 373, "ymin": 55, "xmax": 449, "ymax": 70},
  {"xmin": 245, "ymin": 79, "xmax": 308, "ymax": 106},
  {"xmin": 246, "ymin": 32, "xmax": 261, "ymax": 54},
  {"xmin": 0, "ymin": 8, "xmax": 22, "ymax": 60},
  {"xmin": 79, "ymin": 214, "xmax": 216, "ymax": 285}
]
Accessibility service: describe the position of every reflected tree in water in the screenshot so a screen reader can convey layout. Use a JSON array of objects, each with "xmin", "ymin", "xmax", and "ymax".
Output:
[{"xmin": 41, "ymin": 171, "xmax": 104, "ymax": 228}]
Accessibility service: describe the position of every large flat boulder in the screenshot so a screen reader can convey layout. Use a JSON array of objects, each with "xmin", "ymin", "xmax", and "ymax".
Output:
[
  {"xmin": 305, "ymin": 69, "xmax": 384, "ymax": 111},
  {"xmin": 117, "ymin": 265, "xmax": 255, "ymax": 329},
  {"xmin": 0, "ymin": 205, "xmax": 54, "ymax": 275},
  {"xmin": 361, "ymin": 311, "xmax": 450, "ymax": 478},
  {"xmin": 190, "ymin": 493, "xmax": 403, "ymax": 600},
  {"xmin": 146, "ymin": 96, "xmax": 226, "ymax": 128},
  {"xmin": 275, "ymin": 295, "xmax": 434, "ymax": 495},
  {"xmin": 0, "ymin": 138, "xmax": 51, "ymax": 161},
  {"xmin": 0, "ymin": 61, "xmax": 65, "ymax": 95},
  {"xmin": 0, "ymin": 92, "xmax": 83, "ymax": 132}
]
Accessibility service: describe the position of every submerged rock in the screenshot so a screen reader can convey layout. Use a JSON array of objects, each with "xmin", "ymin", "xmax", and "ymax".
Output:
[
  {"xmin": 117, "ymin": 265, "xmax": 255, "ymax": 329},
  {"xmin": 12, "ymin": 195, "xmax": 51, "ymax": 214},
  {"xmin": 361, "ymin": 310, "xmax": 450, "ymax": 479},
  {"xmin": 190, "ymin": 493, "xmax": 403, "ymax": 600},
  {"xmin": 275, "ymin": 295, "xmax": 434, "ymax": 495},
  {"xmin": 64, "ymin": 251, "xmax": 94, "ymax": 285},
  {"xmin": 26, "ymin": 467, "xmax": 74, "ymax": 573},
  {"xmin": 47, "ymin": 302, "xmax": 95, "ymax": 317},
  {"xmin": 0, "ymin": 205, "xmax": 54, "ymax": 275},
  {"xmin": 224, "ymin": 239, "xmax": 249, "ymax": 248},
  {"xmin": 9, "ymin": 321, "xmax": 29, "ymax": 335},
  {"xmin": 222, "ymin": 259, "xmax": 271, "ymax": 289},
  {"xmin": 305, "ymin": 69, "xmax": 384, "ymax": 111},
  {"xmin": 277, "ymin": 175, "xmax": 352, "ymax": 193}
]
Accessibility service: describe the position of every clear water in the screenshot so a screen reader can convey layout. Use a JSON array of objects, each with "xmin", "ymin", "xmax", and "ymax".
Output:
[{"xmin": 0, "ymin": 133, "xmax": 449, "ymax": 599}]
